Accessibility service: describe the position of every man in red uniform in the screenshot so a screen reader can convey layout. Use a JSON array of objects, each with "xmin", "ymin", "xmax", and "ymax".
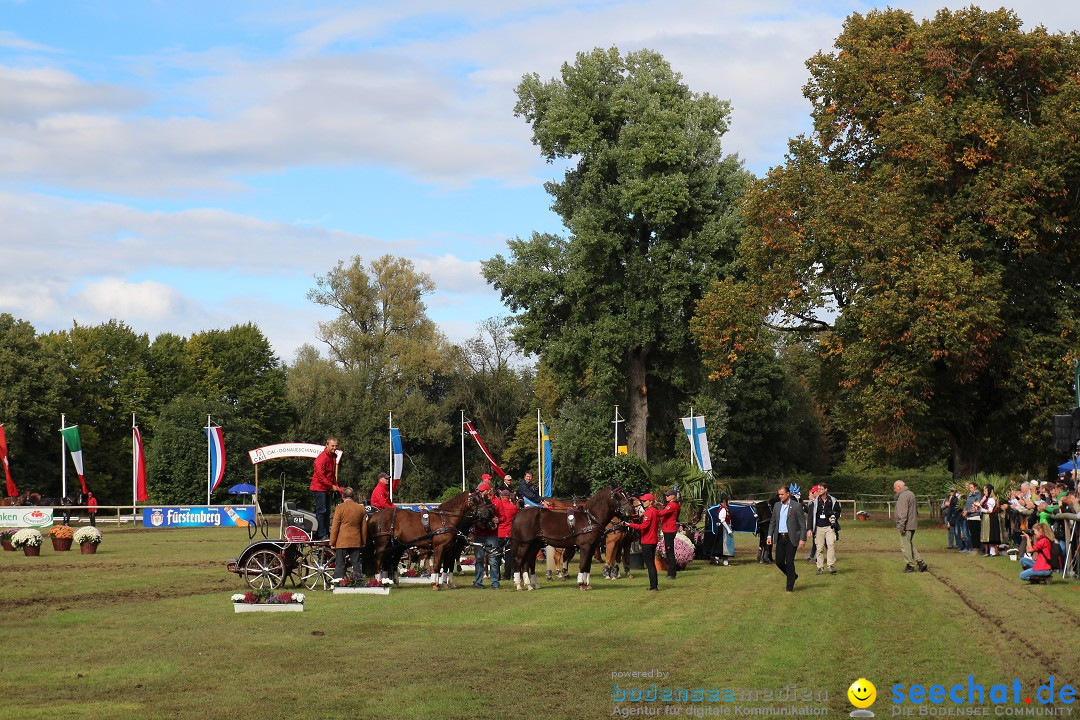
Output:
[
  {"xmin": 370, "ymin": 472, "xmax": 394, "ymax": 510},
  {"xmin": 627, "ymin": 493, "xmax": 660, "ymax": 591},
  {"xmin": 657, "ymin": 488, "xmax": 681, "ymax": 580},
  {"xmin": 493, "ymin": 487, "xmax": 519, "ymax": 580},
  {"xmin": 87, "ymin": 491, "xmax": 98, "ymax": 527},
  {"xmin": 309, "ymin": 438, "xmax": 339, "ymax": 541}
]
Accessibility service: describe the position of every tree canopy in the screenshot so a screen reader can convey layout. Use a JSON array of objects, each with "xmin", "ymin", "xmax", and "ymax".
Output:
[
  {"xmin": 484, "ymin": 47, "xmax": 747, "ymax": 460},
  {"xmin": 693, "ymin": 7, "xmax": 1080, "ymax": 478}
]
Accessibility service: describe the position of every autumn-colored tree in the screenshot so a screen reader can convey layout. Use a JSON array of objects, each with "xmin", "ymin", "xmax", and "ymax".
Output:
[{"xmin": 693, "ymin": 8, "xmax": 1080, "ymax": 478}]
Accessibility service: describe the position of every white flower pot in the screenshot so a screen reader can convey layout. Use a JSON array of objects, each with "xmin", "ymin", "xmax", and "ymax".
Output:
[
  {"xmin": 396, "ymin": 576, "xmax": 432, "ymax": 584},
  {"xmin": 333, "ymin": 586, "xmax": 390, "ymax": 595},
  {"xmin": 233, "ymin": 603, "xmax": 304, "ymax": 612}
]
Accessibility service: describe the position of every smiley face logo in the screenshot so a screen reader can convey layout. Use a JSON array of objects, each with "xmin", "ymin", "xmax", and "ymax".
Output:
[{"xmin": 847, "ymin": 678, "xmax": 877, "ymax": 709}]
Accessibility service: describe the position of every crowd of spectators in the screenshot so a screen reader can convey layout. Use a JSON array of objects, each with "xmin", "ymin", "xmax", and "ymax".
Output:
[{"xmin": 942, "ymin": 476, "xmax": 1079, "ymax": 581}]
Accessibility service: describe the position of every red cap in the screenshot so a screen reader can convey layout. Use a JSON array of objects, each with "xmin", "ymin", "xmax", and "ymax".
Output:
[
  {"xmin": 640, "ymin": 493, "xmax": 654, "ymax": 502},
  {"xmin": 477, "ymin": 482, "xmax": 491, "ymax": 492},
  {"xmin": 481, "ymin": 473, "xmax": 492, "ymax": 481}
]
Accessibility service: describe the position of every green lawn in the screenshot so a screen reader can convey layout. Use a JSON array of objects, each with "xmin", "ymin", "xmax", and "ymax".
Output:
[{"xmin": 1, "ymin": 521, "xmax": 1077, "ymax": 720}]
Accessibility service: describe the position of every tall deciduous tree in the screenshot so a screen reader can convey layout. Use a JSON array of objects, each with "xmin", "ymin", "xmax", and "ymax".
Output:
[
  {"xmin": 693, "ymin": 8, "xmax": 1080, "ymax": 478},
  {"xmin": 483, "ymin": 47, "xmax": 747, "ymax": 460},
  {"xmin": 301, "ymin": 254, "xmax": 456, "ymax": 499}
]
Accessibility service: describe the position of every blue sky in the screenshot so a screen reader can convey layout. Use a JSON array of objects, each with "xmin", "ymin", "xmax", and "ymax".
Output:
[{"xmin": 3, "ymin": 1, "xmax": 1079, "ymax": 361}]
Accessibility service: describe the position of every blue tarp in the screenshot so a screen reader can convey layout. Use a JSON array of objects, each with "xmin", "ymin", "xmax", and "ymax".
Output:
[
  {"xmin": 1057, "ymin": 459, "xmax": 1079, "ymax": 473},
  {"xmin": 705, "ymin": 502, "xmax": 760, "ymax": 534}
]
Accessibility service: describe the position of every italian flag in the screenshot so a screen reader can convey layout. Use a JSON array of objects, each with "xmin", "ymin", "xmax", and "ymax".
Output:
[{"xmin": 60, "ymin": 426, "xmax": 89, "ymax": 494}]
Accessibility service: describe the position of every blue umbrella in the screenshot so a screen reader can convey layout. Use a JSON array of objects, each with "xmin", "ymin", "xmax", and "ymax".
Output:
[{"xmin": 227, "ymin": 483, "xmax": 259, "ymax": 494}]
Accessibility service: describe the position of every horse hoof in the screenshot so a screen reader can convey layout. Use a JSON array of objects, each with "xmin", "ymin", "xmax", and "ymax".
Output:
[
  {"xmin": 583, "ymin": 584, "xmax": 593, "ymax": 590},
  {"xmin": 525, "ymin": 585, "xmax": 535, "ymax": 591},
  {"xmin": 431, "ymin": 584, "xmax": 439, "ymax": 590}
]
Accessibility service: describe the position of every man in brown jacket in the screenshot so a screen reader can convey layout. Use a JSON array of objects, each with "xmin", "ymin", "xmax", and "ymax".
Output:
[
  {"xmin": 330, "ymin": 487, "xmax": 366, "ymax": 583},
  {"xmin": 894, "ymin": 480, "xmax": 927, "ymax": 573}
]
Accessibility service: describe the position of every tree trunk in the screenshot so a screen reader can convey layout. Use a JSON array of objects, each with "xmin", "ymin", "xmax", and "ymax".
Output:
[
  {"xmin": 627, "ymin": 346, "xmax": 651, "ymax": 461},
  {"xmin": 950, "ymin": 436, "xmax": 980, "ymax": 481}
]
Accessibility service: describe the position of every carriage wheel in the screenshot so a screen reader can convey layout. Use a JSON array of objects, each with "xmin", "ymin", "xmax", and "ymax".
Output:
[
  {"xmin": 244, "ymin": 549, "xmax": 286, "ymax": 590},
  {"xmin": 299, "ymin": 546, "xmax": 336, "ymax": 590}
]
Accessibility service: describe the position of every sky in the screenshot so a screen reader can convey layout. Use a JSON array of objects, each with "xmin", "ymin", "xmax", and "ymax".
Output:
[{"xmin": 3, "ymin": 1, "xmax": 1080, "ymax": 363}]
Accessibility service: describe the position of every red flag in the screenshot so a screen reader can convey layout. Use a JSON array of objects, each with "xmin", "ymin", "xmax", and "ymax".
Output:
[
  {"xmin": 133, "ymin": 425, "xmax": 148, "ymax": 502},
  {"xmin": 463, "ymin": 420, "xmax": 506, "ymax": 479},
  {"xmin": 0, "ymin": 424, "xmax": 17, "ymax": 497}
]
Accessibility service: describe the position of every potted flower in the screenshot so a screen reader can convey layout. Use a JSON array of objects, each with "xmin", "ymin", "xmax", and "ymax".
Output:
[
  {"xmin": 74, "ymin": 526, "xmax": 103, "ymax": 554},
  {"xmin": 48, "ymin": 524, "xmax": 75, "ymax": 551},
  {"xmin": 0, "ymin": 529, "xmax": 15, "ymax": 551},
  {"xmin": 656, "ymin": 532, "xmax": 696, "ymax": 571},
  {"xmin": 11, "ymin": 528, "xmax": 43, "ymax": 556},
  {"xmin": 231, "ymin": 589, "xmax": 305, "ymax": 613}
]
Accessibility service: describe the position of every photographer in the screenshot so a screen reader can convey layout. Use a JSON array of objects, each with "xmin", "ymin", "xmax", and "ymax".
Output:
[{"xmin": 1018, "ymin": 523, "xmax": 1055, "ymax": 582}]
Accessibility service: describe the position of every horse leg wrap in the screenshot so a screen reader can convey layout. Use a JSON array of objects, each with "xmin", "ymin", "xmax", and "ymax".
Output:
[
  {"xmin": 513, "ymin": 572, "xmax": 522, "ymax": 591},
  {"xmin": 531, "ymin": 573, "xmax": 538, "ymax": 589}
]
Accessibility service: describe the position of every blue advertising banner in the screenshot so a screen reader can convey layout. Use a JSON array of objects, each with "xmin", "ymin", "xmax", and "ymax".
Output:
[{"xmin": 143, "ymin": 506, "xmax": 255, "ymax": 528}]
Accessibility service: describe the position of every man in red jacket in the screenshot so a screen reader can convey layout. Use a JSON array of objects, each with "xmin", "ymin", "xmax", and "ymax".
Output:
[
  {"xmin": 370, "ymin": 472, "xmax": 394, "ymax": 509},
  {"xmin": 627, "ymin": 493, "xmax": 660, "ymax": 591},
  {"xmin": 493, "ymin": 487, "xmax": 519, "ymax": 580},
  {"xmin": 657, "ymin": 488, "xmax": 681, "ymax": 580},
  {"xmin": 309, "ymin": 438, "xmax": 339, "ymax": 541}
]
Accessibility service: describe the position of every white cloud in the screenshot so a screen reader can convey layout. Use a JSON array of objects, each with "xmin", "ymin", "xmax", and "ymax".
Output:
[{"xmin": 74, "ymin": 278, "xmax": 188, "ymax": 321}]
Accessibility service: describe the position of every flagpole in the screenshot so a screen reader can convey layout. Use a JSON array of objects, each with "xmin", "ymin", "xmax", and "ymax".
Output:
[
  {"xmin": 388, "ymin": 411, "xmax": 394, "ymax": 504},
  {"xmin": 132, "ymin": 413, "xmax": 137, "ymax": 509},
  {"xmin": 460, "ymin": 411, "xmax": 466, "ymax": 492},
  {"xmin": 689, "ymin": 406, "xmax": 695, "ymax": 468},
  {"xmin": 613, "ymin": 406, "xmax": 618, "ymax": 457},
  {"xmin": 536, "ymin": 409, "xmax": 542, "ymax": 493},
  {"xmin": 61, "ymin": 413, "xmax": 67, "ymax": 499},
  {"xmin": 206, "ymin": 414, "xmax": 211, "ymax": 505}
]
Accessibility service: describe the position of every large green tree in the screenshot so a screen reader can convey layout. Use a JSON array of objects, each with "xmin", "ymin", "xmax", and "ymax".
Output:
[
  {"xmin": 694, "ymin": 8, "xmax": 1080, "ymax": 478},
  {"xmin": 483, "ymin": 47, "xmax": 747, "ymax": 461}
]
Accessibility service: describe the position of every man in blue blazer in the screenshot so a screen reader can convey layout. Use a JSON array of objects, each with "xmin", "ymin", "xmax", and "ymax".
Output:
[{"xmin": 767, "ymin": 484, "xmax": 807, "ymax": 592}]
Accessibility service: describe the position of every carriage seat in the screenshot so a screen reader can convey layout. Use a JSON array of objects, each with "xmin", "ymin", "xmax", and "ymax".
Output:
[{"xmin": 283, "ymin": 502, "xmax": 318, "ymax": 538}]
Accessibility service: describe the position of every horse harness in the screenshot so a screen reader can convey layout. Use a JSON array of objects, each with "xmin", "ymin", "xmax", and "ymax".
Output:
[{"xmin": 376, "ymin": 507, "xmax": 461, "ymax": 552}]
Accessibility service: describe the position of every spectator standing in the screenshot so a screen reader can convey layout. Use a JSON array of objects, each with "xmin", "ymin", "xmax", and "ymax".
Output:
[
  {"xmin": 807, "ymin": 483, "xmax": 841, "ymax": 575},
  {"xmin": 980, "ymin": 484, "xmax": 1001, "ymax": 556},
  {"xmin": 712, "ymin": 498, "xmax": 734, "ymax": 566},
  {"xmin": 943, "ymin": 489, "xmax": 958, "ymax": 549},
  {"xmin": 962, "ymin": 482, "xmax": 982, "ymax": 554},
  {"xmin": 895, "ymin": 480, "xmax": 927, "ymax": 573},
  {"xmin": 329, "ymin": 487, "xmax": 365, "ymax": 584},
  {"xmin": 472, "ymin": 481, "xmax": 500, "ymax": 589},
  {"xmin": 309, "ymin": 438, "xmax": 339, "ymax": 541}
]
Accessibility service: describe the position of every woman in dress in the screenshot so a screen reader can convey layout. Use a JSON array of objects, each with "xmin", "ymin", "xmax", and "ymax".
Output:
[{"xmin": 980, "ymin": 484, "xmax": 1001, "ymax": 556}]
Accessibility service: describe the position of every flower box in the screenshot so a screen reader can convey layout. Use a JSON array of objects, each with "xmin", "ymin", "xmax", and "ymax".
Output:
[
  {"xmin": 80, "ymin": 543, "xmax": 98, "ymax": 555},
  {"xmin": 234, "ymin": 603, "xmax": 304, "ymax": 613},
  {"xmin": 396, "ymin": 576, "xmax": 433, "ymax": 585},
  {"xmin": 52, "ymin": 538, "xmax": 73, "ymax": 551},
  {"xmin": 23, "ymin": 545, "xmax": 41, "ymax": 557},
  {"xmin": 333, "ymin": 586, "xmax": 390, "ymax": 595}
]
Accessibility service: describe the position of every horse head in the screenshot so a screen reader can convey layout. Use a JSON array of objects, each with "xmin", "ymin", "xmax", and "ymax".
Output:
[{"xmin": 609, "ymin": 488, "xmax": 636, "ymax": 521}]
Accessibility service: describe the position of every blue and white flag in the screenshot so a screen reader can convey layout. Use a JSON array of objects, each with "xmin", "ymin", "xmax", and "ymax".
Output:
[
  {"xmin": 390, "ymin": 427, "xmax": 403, "ymax": 482},
  {"xmin": 681, "ymin": 416, "xmax": 712, "ymax": 473},
  {"xmin": 540, "ymin": 421, "xmax": 553, "ymax": 497}
]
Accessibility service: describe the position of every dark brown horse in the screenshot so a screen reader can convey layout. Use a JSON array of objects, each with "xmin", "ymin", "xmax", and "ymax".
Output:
[
  {"xmin": 510, "ymin": 487, "xmax": 632, "ymax": 591},
  {"xmin": 367, "ymin": 491, "xmax": 483, "ymax": 590}
]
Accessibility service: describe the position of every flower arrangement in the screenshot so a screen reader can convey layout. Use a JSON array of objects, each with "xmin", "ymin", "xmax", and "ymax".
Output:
[
  {"xmin": 0, "ymin": 529, "xmax": 14, "ymax": 543},
  {"xmin": 656, "ymin": 532, "xmax": 696, "ymax": 569},
  {"xmin": 49, "ymin": 525, "xmax": 75, "ymax": 539},
  {"xmin": 74, "ymin": 526, "xmax": 103, "ymax": 545},
  {"xmin": 232, "ymin": 590, "xmax": 304, "ymax": 604},
  {"xmin": 11, "ymin": 528, "xmax": 43, "ymax": 548},
  {"xmin": 402, "ymin": 568, "xmax": 423, "ymax": 577}
]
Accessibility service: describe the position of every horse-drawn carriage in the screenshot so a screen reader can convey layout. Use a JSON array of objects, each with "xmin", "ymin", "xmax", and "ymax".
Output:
[{"xmin": 226, "ymin": 502, "xmax": 336, "ymax": 591}]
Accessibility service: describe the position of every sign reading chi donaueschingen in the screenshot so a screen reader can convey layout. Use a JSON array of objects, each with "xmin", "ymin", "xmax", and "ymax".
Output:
[
  {"xmin": 0, "ymin": 507, "xmax": 54, "ymax": 528},
  {"xmin": 247, "ymin": 443, "xmax": 342, "ymax": 465}
]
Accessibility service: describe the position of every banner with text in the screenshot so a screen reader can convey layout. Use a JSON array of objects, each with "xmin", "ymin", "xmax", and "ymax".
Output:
[
  {"xmin": 0, "ymin": 507, "xmax": 54, "ymax": 528},
  {"xmin": 142, "ymin": 506, "xmax": 255, "ymax": 528}
]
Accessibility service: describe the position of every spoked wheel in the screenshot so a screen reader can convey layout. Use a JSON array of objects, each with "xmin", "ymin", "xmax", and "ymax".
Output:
[
  {"xmin": 300, "ymin": 545, "xmax": 336, "ymax": 590},
  {"xmin": 244, "ymin": 549, "xmax": 286, "ymax": 590}
]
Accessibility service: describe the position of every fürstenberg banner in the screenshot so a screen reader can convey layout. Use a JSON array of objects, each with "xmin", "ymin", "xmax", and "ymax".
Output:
[{"xmin": 0, "ymin": 507, "xmax": 54, "ymax": 528}]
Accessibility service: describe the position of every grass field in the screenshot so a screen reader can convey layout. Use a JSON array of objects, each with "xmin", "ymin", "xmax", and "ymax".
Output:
[{"xmin": 1, "ymin": 520, "xmax": 1077, "ymax": 720}]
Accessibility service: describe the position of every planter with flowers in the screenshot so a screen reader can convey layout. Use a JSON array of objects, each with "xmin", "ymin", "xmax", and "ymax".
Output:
[
  {"xmin": 333, "ymin": 577, "xmax": 392, "ymax": 595},
  {"xmin": 232, "ymin": 590, "xmax": 305, "ymax": 612},
  {"xmin": 397, "ymin": 567, "xmax": 432, "ymax": 584},
  {"xmin": 74, "ymin": 526, "xmax": 103, "ymax": 554},
  {"xmin": 656, "ymin": 532, "xmax": 696, "ymax": 572},
  {"xmin": 0, "ymin": 529, "xmax": 15, "ymax": 551},
  {"xmin": 49, "ymin": 524, "xmax": 75, "ymax": 551},
  {"xmin": 11, "ymin": 528, "xmax": 43, "ymax": 556}
]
